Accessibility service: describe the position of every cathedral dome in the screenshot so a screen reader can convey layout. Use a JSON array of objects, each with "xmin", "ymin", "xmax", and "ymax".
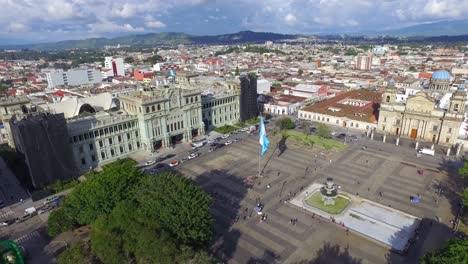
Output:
[{"xmin": 431, "ymin": 70, "xmax": 450, "ymax": 81}]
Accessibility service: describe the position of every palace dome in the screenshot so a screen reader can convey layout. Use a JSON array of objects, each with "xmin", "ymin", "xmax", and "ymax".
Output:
[{"xmin": 431, "ymin": 70, "xmax": 450, "ymax": 81}]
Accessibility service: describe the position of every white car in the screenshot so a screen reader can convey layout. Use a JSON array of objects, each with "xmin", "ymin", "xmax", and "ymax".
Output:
[
  {"xmin": 207, "ymin": 139, "xmax": 215, "ymax": 144},
  {"xmin": 188, "ymin": 153, "xmax": 199, "ymax": 160},
  {"xmin": 169, "ymin": 160, "xmax": 180, "ymax": 167},
  {"xmin": 145, "ymin": 160, "xmax": 156, "ymax": 166},
  {"xmin": 221, "ymin": 134, "xmax": 230, "ymax": 139},
  {"xmin": 225, "ymin": 140, "xmax": 233, "ymax": 145}
]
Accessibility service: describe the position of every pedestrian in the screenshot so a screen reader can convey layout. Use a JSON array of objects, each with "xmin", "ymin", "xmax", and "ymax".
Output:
[
  {"xmin": 379, "ymin": 191, "xmax": 383, "ymax": 197},
  {"xmin": 417, "ymin": 193, "xmax": 420, "ymax": 198},
  {"xmin": 368, "ymin": 188, "xmax": 370, "ymax": 192}
]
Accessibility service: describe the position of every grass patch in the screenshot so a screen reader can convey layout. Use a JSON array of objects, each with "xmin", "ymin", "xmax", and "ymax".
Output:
[
  {"xmin": 214, "ymin": 125, "xmax": 238, "ymax": 134},
  {"xmin": 245, "ymin": 117, "xmax": 260, "ymax": 125},
  {"xmin": 305, "ymin": 191, "xmax": 350, "ymax": 214},
  {"xmin": 283, "ymin": 130, "xmax": 346, "ymax": 151}
]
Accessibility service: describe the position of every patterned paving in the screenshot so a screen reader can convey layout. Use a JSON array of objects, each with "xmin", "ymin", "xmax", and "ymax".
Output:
[{"xmin": 178, "ymin": 135, "xmax": 453, "ymax": 264}]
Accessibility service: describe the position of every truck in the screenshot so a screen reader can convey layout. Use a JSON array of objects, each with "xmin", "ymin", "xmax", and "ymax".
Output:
[{"xmin": 418, "ymin": 148, "xmax": 435, "ymax": 156}]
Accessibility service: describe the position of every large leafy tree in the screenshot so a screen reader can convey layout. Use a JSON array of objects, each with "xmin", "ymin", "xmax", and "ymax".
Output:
[
  {"xmin": 458, "ymin": 159, "xmax": 468, "ymax": 178},
  {"xmin": 276, "ymin": 117, "xmax": 294, "ymax": 130},
  {"xmin": 421, "ymin": 239, "xmax": 468, "ymax": 264},
  {"xmin": 316, "ymin": 123, "xmax": 332, "ymax": 139},
  {"xmin": 57, "ymin": 241, "xmax": 95, "ymax": 264},
  {"xmin": 135, "ymin": 172, "xmax": 213, "ymax": 247},
  {"xmin": 48, "ymin": 159, "xmax": 144, "ymax": 235}
]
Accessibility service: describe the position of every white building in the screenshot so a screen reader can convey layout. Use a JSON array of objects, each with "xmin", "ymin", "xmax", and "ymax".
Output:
[
  {"xmin": 104, "ymin": 57, "xmax": 125, "ymax": 77},
  {"xmin": 257, "ymin": 79, "xmax": 271, "ymax": 94},
  {"xmin": 46, "ymin": 68, "xmax": 102, "ymax": 88}
]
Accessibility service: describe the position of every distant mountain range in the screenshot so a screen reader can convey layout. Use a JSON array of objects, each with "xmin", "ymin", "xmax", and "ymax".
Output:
[
  {"xmin": 1, "ymin": 31, "xmax": 297, "ymax": 50},
  {"xmin": 377, "ymin": 19, "xmax": 468, "ymax": 36},
  {"xmin": 3, "ymin": 20, "xmax": 468, "ymax": 51}
]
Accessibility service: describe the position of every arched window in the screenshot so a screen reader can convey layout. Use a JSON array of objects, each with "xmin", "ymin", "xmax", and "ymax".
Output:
[{"xmin": 386, "ymin": 96, "xmax": 390, "ymax": 103}]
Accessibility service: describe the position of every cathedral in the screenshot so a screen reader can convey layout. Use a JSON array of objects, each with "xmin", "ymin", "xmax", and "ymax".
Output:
[{"xmin": 377, "ymin": 70, "xmax": 466, "ymax": 146}]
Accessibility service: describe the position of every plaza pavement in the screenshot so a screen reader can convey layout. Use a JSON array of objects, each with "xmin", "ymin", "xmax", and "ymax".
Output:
[{"xmin": 177, "ymin": 133, "xmax": 457, "ymax": 264}]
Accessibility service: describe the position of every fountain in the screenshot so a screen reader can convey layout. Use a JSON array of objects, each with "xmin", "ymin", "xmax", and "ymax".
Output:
[{"xmin": 320, "ymin": 178, "xmax": 338, "ymax": 205}]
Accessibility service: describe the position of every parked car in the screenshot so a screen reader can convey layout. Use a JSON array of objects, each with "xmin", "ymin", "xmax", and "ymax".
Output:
[
  {"xmin": 44, "ymin": 196, "xmax": 59, "ymax": 205},
  {"xmin": 208, "ymin": 147, "xmax": 216, "ymax": 152},
  {"xmin": 16, "ymin": 213, "xmax": 34, "ymax": 223},
  {"xmin": 169, "ymin": 160, "xmax": 180, "ymax": 167},
  {"xmin": 38, "ymin": 205, "xmax": 56, "ymax": 214},
  {"xmin": 234, "ymin": 138, "xmax": 240, "ymax": 142},
  {"xmin": 0, "ymin": 219, "xmax": 15, "ymax": 226},
  {"xmin": 145, "ymin": 160, "xmax": 156, "ymax": 166},
  {"xmin": 188, "ymin": 153, "xmax": 199, "ymax": 160},
  {"xmin": 221, "ymin": 134, "xmax": 230, "ymax": 139},
  {"xmin": 225, "ymin": 140, "xmax": 233, "ymax": 145},
  {"xmin": 154, "ymin": 163, "xmax": 165, "ymax": 169},
  {"xmin": 207, "ymin": 139, "xmax": 215, "ymax": 144}
]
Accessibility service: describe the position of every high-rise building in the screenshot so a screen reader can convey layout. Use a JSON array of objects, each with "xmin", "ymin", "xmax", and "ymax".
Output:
[
  {"xmin": 104, "ymin": 57, "xmax": 125, "ymax": 77},
  {"xmin": 46, "ymin": 68, "xmax": 102, "ymax": 88},
  {"xmin": 239, "ymin": 75, "xmax": 259, "ymax": 121},
  {"xmin": 10, "ymin": 113, "xmax": 77, "ymax": 188},
  {"xmin": 355, "ymin": 55, "xmax": 372, "ymax": 71}
]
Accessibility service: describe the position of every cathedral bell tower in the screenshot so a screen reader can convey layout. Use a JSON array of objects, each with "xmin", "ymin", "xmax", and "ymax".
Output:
[
  {"xmin": 382, "ymin": 79, "xmax": 397, "ymax": 105},
  {"xmin": 449, "ymin": 83, "xmax": 467, "ymax": 114}
]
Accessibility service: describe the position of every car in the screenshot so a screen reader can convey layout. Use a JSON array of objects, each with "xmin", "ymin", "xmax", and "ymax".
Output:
[
  {"xmin": 234, "ymin": 138, "xmax": 240, "ymax": 142},
  {"xmin": 44, "ymin": 196, "xmax": 59, "ymax": 205},
  {"xmin": 208, "ymin": 147, "xmax": 216, "ymax": 152},
  {"xmin": 207, "ymin": 139, "xmax": 215, "ymax": 144},
  {"xmin": 210, "ymin": 143, "xmax": 217, "ymax": 147},
  {"xmin": 188, "ymin": 153, "xmax": 199, "ymax": 160},
  {"xmin": 0, "ymin": 219, "xmax": 15, "ymax": 226},
  {"xmin": 145, "ymin": 160, "xmax": 156, "ymax": 166},
  {"xmin": 154, "ymin": 163, "xmax": 165, "ymax": 169},
  {"xmin": 335, "ymin": 133, "xmax": 346, "ymax": 139},
  {"xmin": 15, "ymin": 213, "xmax": 34, "ymax": 223},
  {"xmin": 169, "ymin": 160, "xmax": 179, "ymax": 167},
  {"xmin": 221, "ymin": 134, "xmax": 230, "ymax": 139},
  {"xmin": 225, "ymin": 140, "xmax": 233, "ymax": 145},
  {"xmin": 38, "ymin": 205, "xmax": 56, "ymax": 214},
  {"xmin": 349, "ymin": 135, "xmax": 358, "ymax": 141},
  {"xmin": 180, "ymin": 157, "xmax": 188, "ymax": 163}
]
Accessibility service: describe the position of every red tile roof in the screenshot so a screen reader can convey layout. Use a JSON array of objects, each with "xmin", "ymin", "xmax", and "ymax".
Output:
[{"xmin": 302, "ymin": 90, "xmax": 382, "ymax": 123}]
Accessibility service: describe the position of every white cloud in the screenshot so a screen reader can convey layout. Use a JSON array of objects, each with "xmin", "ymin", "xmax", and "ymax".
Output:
[
  {"xmin": 145, "ymin": 20, "xmax": 166, "ymax": 28},
  {"xmin": 88, "ymin": 21, "xmax": 145, "ymax": 33},
  {"xmin": 110, "ymin": 3, "xmax": 136, "ymax": 18},
  {"xmin": 8, "ymin": 22, "xmax": 31, "ymax": 33},
  {"xmin": 284, "ymin": 13, "xmax": 297, "ymax": 26}
]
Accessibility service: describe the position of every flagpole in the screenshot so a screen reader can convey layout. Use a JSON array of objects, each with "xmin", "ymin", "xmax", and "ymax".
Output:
[{"xmin": 258, "ymin": 143, "xmax": 261, "ymax": 177}]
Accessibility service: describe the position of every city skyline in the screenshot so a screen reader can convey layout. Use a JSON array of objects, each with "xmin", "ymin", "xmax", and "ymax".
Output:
[{"xmin": 2, "ymin": 0, "xmax": 468, "ymax": 44}]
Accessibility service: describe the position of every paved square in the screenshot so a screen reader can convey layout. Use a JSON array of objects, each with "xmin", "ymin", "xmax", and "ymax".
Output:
[{"xmin": 177, "ymin": 135, "xmax": 455, "ymax": 264}]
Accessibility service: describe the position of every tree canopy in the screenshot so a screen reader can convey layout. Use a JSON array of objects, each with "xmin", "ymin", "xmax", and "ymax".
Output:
[
  {"xmin": 316, "ymin": 123, "xmax": 332, "ymax": 139},
  {"xmin": 458, "ymin": 159, "xmax": 468, "ymax": 178},
  {"xmin": 276, "ymin": 117, "xmax": 295, "ymax": 130},
  {"xmin": 421, "ymin": 239, "xmax": 468, "ymax": 264},
  {"xmin": 49, "ymin": 159, "xmax": 215, "ymax": 263},
  {"xmin": 123, "ymin": 57, "xmax": 134, "ymax": 63}
]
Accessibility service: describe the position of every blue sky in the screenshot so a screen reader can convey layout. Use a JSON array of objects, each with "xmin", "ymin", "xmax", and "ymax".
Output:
[{"xmin": 1, "ymin": 0, "xmax": 468, "ymax": 44}]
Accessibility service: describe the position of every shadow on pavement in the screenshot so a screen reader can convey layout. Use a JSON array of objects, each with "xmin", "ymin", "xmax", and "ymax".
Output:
[
  {"xmin": 292, "ymin": 242, "xmax": 362, "ymax": 264},
  {"xmin": 385, "ymin": 218, "xmax": 454, "ymax": 264},
  {"xmin": 191, "ymin": 169, "xmax": 248, "ymax": 263},
  {"xmin": 246, "ymin": 249, "xmax": 281, "ymax": 264}
]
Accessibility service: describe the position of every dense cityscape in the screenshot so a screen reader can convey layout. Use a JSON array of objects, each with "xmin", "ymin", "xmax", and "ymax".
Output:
[{"xmin": 0, "ymin": 1, "xmax": 468, "ymax": 264}]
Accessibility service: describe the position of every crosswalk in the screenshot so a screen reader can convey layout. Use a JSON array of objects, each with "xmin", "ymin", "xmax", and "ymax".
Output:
[
  {"xmin": 0, "ymin": 209, "xmax": 14, "ymax": 220},
  {"xmin": 14, "ymin": 230, "xmax": 40, "ymax": 244}
]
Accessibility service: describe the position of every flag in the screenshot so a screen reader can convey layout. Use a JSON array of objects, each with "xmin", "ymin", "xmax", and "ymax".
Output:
[{"xmin": 259, "ymin": 117, "xmax": 270, "ymax": 156}]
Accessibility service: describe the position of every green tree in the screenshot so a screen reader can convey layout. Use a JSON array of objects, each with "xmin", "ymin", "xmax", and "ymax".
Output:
[
  {"xmin": 144, "ymin": 55, "xmax": 163, "ymax": 64},
  {"xmin": 316, "ymin": 123, "xmax": 332, "ymax": 139},
  {"xmin": 298, "ymin": 69, "xmax": 304, "ymax": 75},
  {"xmin": 458, "ymin": 159, "xmax": 468, "ymax": 178},
  {"xmin": 421, "ymin": 239, "xmax": 468, "ymax": 264},
  {"xmin": 235, "ymin": 66, "xmax": 240, "ymax": 76},
  {"xmin": 276, "ymin": 117, "xmax": 295, "ymax": 130},
  {"xmin": 57, "ymin": 241, "xmax": 95, "ymax": 264},
  {"xmin": 123, "ymin": 57, "xmax": 134, "ymax": 63},
  {"xmin": 409, "ymin": 66, "xmax": 417, "ymax": 72},
  {"xmin": 47, "ymin": 159, "xmax": 144, "ymax": 236},
  {"xmin": 135, "ymin": 172, "xmax": 213, "ymax": 246},
  {"xmin": 272, "ymin": 82, "xmax": 281, "ymax": 87},
  {"xmin": 47, "ymin": 208, "xmax": 78, "ymax": 237}
]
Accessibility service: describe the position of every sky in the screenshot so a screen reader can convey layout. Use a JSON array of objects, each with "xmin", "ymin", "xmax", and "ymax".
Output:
[{"xmin": 1, "ymin": 0, "xmax": 468, "ymax": 44}]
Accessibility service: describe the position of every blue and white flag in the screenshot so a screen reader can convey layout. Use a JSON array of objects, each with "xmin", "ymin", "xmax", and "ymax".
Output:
[{"xmin": 259, "ymin": 117, "xmax": 270, "ymax": 156}]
